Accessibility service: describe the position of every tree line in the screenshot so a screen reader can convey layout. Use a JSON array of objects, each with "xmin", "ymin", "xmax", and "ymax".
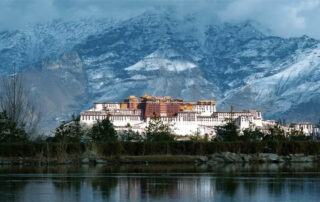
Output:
[
  {"xmin": 52, "ymin": 114, "xmax": 175, "ymax": 143},
  {"xmin": 215, "ymin": 120, "xmax": 313, "ymax": 142},
  {"xmin": 0, "ymin": 68, "xmax": 40, "ymax": 143},
  {"xmin": 49, "ymin": 115, "xmax": 316, "ymax": 144}
]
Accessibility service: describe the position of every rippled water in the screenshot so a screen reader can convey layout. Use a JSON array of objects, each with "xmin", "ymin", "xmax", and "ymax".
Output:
[{"xmin": 0, "ymin": 163, "xmax": 320, "ymax": 202}]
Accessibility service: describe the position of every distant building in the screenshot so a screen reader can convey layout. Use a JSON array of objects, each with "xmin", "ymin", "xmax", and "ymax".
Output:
[
  {"xmin": 290, "ymin": 122, "xmax": 313, "ymax": 135},
  {"xmin": 80, "ymin": 94, "xmax": 269, "ymax": 137}
]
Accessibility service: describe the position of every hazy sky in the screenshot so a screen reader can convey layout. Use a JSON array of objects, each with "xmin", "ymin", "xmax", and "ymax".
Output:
[{"xmin": 1, "ymin": 0, "xmax": 320, "ymax": 39}]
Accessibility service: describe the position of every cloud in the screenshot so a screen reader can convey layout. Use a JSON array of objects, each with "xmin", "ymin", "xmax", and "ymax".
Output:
[
  {"xmin": 0, "ymin": 0, "xmax": 56, "ymax": 29},
  {"xmin": 218, "ymin": 0, "xmax": 320, "ymax": 38},
  {"xmin": 1, "ymin": 0, "xmax": 320, "ymax": 39}
]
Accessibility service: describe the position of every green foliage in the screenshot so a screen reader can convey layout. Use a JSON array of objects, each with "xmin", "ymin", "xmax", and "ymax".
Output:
[
  {"xmin": 263, "ymin": 124, "xmax": 287, "ymax": 141},
  {"xmin": 54, "ymin": 114, "xmax": 85, "ymax": 143},
  {"xmin": 289, "ymin": 129, "xmax": 308, "ymax": 141},
  {"xmin": 1, "ymin": 141, "xmax": 320, "ymax": 158},
  {"xmin": 89, "ymin": 117, "xmax": 117, "ymax": 142},
  {"xmin": 145, "ymin": 114, "xmax": 175, "ymax": 142},
  {"xmin": 189, "ymin": 131, "xmax": 210, "ymax": 142},
  {"xmin": 240, "ymin": 127, "xmax": 264, "ymax": 142},
  {"xmin": 0, "ymin": 142, "xmax": 86, "ymax": 158},
  {"xmin": 92, "ymin": 142, "xmax": 125, "ymax": 155},
  {"xmin": 189, "ymin": 130, "xmax": 202, "ymax": 141},
  {"xmin": 269, "ymin": 123, "xmax": 285, "ymax": 136},
  {"xmin": 215, "ymin": 121, "xmax": 239, "ymax": 142},
  {"xmin": 203, "ymin": 133, "xmax": 210, "ymax": 142},
  {"xmin": 119, "ymin": 123, "xmax": 143, "ymax": 142},
  {"xmin": 0, "ymin": 111, "xmax": 28, "ymax": 143}
]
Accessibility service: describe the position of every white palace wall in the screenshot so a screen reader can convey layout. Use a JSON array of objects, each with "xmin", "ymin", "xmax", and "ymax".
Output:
[{"xmin": 80, "ymin": 107, "xmax": 265, "ymax": 137}]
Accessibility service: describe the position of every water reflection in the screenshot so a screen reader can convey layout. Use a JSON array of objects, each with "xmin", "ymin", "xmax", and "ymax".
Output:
[{"xmin": 0, "ymin": 163, "xmax": 320, "ymax": 202}]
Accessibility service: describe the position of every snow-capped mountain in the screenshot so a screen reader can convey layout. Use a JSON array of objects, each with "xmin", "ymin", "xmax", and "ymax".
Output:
[
  {"xmin": 0, "ymin": 19, "xmax": 114, "ymax": 74},
  {"xmin": 1, "ymin": 11, "xmax": 320, "ymax": 129}
]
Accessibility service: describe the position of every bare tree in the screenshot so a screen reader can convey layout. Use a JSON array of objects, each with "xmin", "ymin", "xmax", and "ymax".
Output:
[{"xmin": 0, "ymin": 67, "xmax": 41, "ymax": 136}]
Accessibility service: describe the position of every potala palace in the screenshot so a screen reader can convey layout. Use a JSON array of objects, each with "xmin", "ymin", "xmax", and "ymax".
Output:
[{"xmin": 80, "ymin": 94, "xmax": 314, "ymax": 137}]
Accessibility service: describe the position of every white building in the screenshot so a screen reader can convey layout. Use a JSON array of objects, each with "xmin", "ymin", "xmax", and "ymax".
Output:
[
  {"xmin": 80, "ymin": 95, "xmax": 271, "ymax": 137},
  {"xmin": 289, "ymin": 122, "xmax": 313, "ymax": 136}
]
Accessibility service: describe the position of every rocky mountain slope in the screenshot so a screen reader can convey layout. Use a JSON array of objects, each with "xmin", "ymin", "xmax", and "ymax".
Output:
[
  {"xmin": 0, "ymin": 19, "xmax": 114, "ymax": 74},
  {"xmin": 1, "ymin": 11, "xmax": 320, "ymax": 129}
]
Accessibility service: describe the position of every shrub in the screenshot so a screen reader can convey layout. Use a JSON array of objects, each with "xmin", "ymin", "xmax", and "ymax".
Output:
[
  {"xmin": 1, "ymin": 141, "xmax": 320, "ymax": 158},
  {"xmin": 54, "ymin": 115, "xmax": 85, "ymax": 143},
  {"xmin": 145, "ymin": 114, "xmax": 175, "ymax": 142},
  {"xmin": 0, "ymin": 111, "xmax": 28, "ymax": 143},
  {"xmin": 288, "ymin": 129, "xmax": 308, "ymax": 141},
  {"xmin": 240, "ymin": 128, "xmax": 264, "ymax": 142},
  {"xmin": 89, "ymin": 118, "xmax": 117, "ymax": 142},
  {"xmin": 263, "ymin": 124, "xmax": 286, "ymax": 141},
  {"xmin": 215, "ymin": 121, "xmax": 239, "ymax": 142},
  {"xmin": 118, "ymin": 124, "xmax": 143, "ymax": 142}
]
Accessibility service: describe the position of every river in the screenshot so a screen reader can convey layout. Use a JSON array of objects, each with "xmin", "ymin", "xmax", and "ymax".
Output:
[{"xmin": 0, "ymin": 163, "xmax": 320, "ymax": 201}]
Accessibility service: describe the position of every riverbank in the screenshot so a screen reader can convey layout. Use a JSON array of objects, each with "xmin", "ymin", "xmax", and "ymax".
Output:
[
  {"xmin": 1, "ymin": 152, "xmax": 319, "ymax": 166},
  {"xmin": 1, "ymin": 141, "xmax": 320, "ymax": 166},
  {"xmin": 2, "ymin": 141, "xmax": 320, "ymax": 156}
]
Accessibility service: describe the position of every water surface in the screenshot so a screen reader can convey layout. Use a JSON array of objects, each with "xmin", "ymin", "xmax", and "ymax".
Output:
[{"xmin": 0, "ymin": 163, "xmax": 320, "ymax": 202}]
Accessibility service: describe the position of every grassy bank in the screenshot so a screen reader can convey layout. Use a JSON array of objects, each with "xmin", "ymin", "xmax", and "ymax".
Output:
[{"xmin": 1, "ymin": 141, "xmax": 320, "ymax": 158}]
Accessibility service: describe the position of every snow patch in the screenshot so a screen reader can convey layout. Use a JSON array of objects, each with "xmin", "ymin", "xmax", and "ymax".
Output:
[
  {"xmin": 186, "ymin": 79, "xmax": 195, "ymax": 87},
  {"xmin": 241, "ymin": 49, "xmax": 258, "ymax": 57},
  {"xmin": 125, "ymin": 51, "xmax": 197, "ymax": 72},
  {"xmin": 131, "ymin": 74, "xmax": 147, "ymax": 80},
  {"xmin": 87, "ymin": 66, "xmax": 114, "ymax": 80},
  {"xmin": 92, "ymin": 82, "xmax": 104, "ymax": 90}
]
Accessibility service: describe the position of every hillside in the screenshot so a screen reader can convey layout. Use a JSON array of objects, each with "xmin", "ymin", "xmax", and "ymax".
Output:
[{"xmin": 1, "ymin": 11, "xmax": 320, "ymax": 129}]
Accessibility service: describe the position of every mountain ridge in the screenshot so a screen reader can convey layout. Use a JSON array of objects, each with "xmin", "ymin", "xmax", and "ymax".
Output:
[{"xmin": 1, "ymin": 11, "xmax": 320, "ymax": 129}]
